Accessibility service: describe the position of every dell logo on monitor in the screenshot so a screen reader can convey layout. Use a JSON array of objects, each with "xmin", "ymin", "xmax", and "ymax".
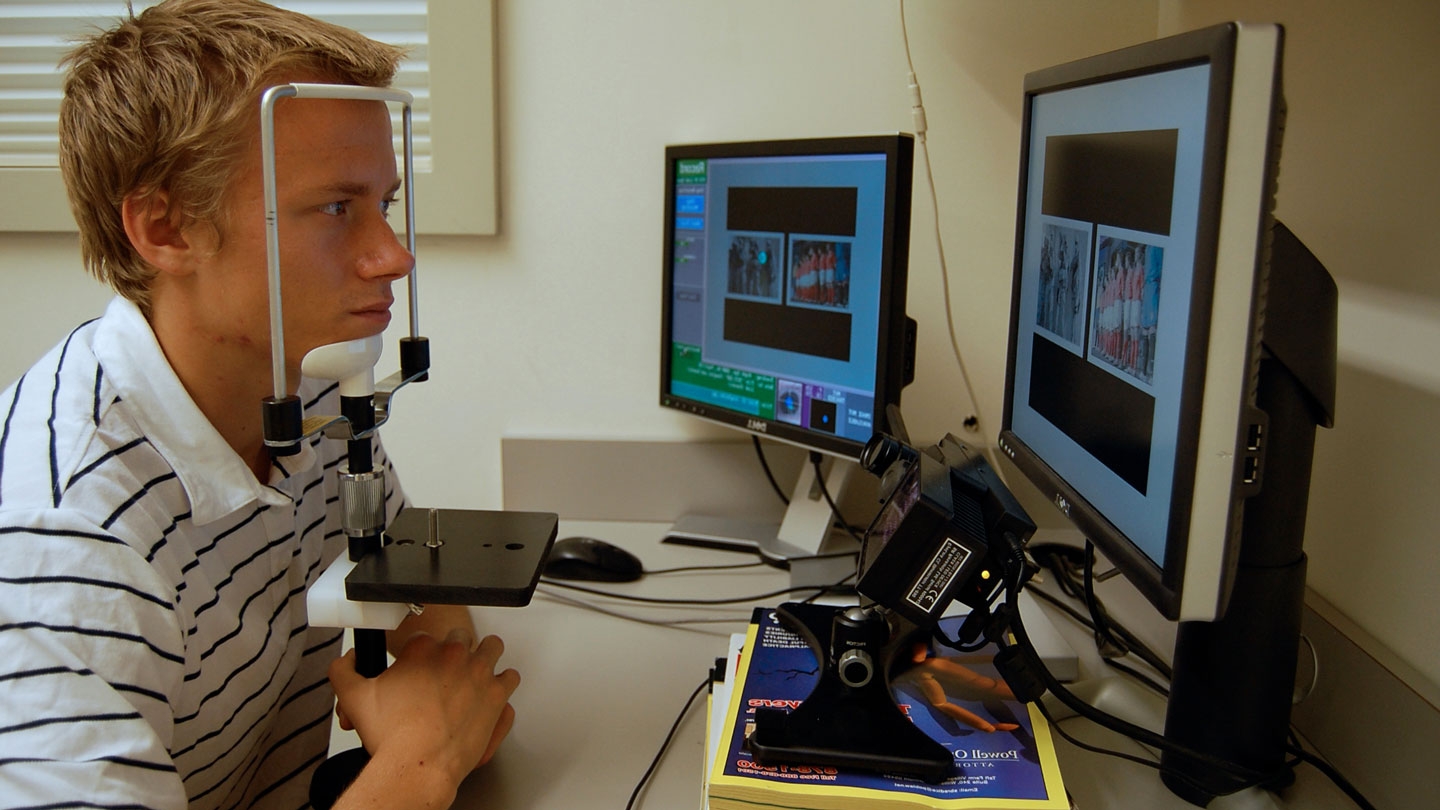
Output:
[{"xmin": 747, "ymin": 419, "xmax": 768, "ymax": 433}]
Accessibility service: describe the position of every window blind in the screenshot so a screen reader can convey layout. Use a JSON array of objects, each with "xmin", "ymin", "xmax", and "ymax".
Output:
[
  {"xmin": 1, "ymin": 0, "xmax": 492, "ymax": 235},
  {"xmin": 0, "ymin": 0, "xmax": 432, "ymax": 171}
]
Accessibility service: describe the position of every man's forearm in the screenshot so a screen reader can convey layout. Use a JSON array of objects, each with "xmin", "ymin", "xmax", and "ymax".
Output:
[{"xmin": 330, "ymin": 747, "xmax": 459, "ymax": 810}]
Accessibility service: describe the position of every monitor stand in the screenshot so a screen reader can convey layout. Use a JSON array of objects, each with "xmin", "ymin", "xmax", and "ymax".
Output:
[{"xmin": 664, "ymin": 455, "xmax": 860, "ymax": 592}]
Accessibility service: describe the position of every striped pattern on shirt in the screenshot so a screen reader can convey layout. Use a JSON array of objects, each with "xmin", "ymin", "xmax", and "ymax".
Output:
[{"xmin": 0, "ymin": 303, "xmax": 405, "ymax": 810}]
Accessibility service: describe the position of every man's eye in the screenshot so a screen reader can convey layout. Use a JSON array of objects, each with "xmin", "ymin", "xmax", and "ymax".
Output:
[
  {"xmin": 321, "ymin": 200, "xmax": 350, "ymax": 216},
  {"xmin": 380, "ymin": 197, "xmax": 398, "ymax": 219}
]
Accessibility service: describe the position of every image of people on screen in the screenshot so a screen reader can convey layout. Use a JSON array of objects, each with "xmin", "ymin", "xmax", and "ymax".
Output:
[
  {"xmin": 1090, "ymin": 236, "xmax": 1163, "ymax": 385},
  {"xmin": 1035, "ymin": 223, "xmax": 1089, "ymax": 348},
  {"xmin": 727, "ymin": 235, "xmax": 783, "ymax": 300},
  {"xmin": 789, "ymin": 239, "xmax": 851, "ymax": 308}
]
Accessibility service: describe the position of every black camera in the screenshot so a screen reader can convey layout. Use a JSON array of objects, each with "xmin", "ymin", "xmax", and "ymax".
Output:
[
  {"xmin": 856, "ymin": 432, "xmax": 1037, "ymax": 629},
  {"xmin": 746, "ymin": 432, "xmax": 1040, "ymax": 781}
]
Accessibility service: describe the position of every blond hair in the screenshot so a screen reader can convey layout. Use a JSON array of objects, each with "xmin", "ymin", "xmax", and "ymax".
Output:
[{"xmin": 58, "ymin": 0, "xmax": 405, "ymax": 311}]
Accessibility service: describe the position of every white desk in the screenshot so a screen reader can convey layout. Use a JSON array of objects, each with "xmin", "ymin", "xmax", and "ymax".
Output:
[
  {"xmin": 444, "ymin": 519, "xmax": 767, "ymax": 809},
  {"xmin": 368, "ymin": 519, "xmax": 1361, "ymax": 810}
]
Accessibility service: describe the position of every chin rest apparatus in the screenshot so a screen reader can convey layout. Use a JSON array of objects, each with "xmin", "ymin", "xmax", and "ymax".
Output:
[{"xmin": 255, "ymin": 83, "xmax": 557, "ymax": 809}]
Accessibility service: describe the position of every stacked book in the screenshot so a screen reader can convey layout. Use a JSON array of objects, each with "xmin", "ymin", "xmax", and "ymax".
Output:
[{"xmin": 704, "ymin": 608, "xmax": 1070, "ymax": 810}]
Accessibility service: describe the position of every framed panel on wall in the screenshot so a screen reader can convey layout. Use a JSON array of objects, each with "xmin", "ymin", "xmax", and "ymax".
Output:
[{"xmin": 0, "ymin": 0, "xmax": 497, "ymax": 235}]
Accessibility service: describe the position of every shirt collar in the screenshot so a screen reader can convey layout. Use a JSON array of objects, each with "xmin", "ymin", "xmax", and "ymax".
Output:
[{"xmin": 91, "ymin": 297, "xmax": 317, "ymax": 524}]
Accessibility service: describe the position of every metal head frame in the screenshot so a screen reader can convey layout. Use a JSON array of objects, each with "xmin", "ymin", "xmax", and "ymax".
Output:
[{"xmin": 257, "ymin": 83, "xmax": 428, "ymax": 452}]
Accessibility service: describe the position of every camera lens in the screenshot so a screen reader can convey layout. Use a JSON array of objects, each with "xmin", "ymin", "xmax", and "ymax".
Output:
[
  {"xmin": 837, "ymin": 648, "xmax": 874, "ymax": 688},
  {"xmin": 861, "ymin": 433, "xmax": 902, "ymax": 474}
]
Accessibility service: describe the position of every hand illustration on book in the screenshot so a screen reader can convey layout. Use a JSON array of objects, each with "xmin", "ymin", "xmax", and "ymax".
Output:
[
  {"xmin": 893, "ymin": 642, "xmax": 1043, "ymax": 767},
  {"xmin": 897, "ymin": 642, "xmax": 1021, "ymax": 734}
]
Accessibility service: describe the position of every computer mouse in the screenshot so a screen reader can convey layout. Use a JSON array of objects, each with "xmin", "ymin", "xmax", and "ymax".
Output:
[{"xmin": 543, "ymin": 536, "xmax": 645, "ymax": 582}]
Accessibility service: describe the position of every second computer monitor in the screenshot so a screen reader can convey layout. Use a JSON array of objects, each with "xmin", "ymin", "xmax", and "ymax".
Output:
[
  {"xmin": 660, "ymin": 134, "xmax": 915, "ymax": 460},
  {"xmin": 659, "ymin": 134, "xmax": 915, "ymax": 560}
]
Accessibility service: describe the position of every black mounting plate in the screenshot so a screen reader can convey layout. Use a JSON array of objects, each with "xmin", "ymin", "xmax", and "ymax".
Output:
[{"xmin": 345, "ymin": 508, "xmax": 558, "ymax": 607}]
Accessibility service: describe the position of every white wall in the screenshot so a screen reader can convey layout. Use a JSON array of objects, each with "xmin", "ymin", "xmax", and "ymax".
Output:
[
  {"xmin": 1, "ymin": 0, "xmax": 1435, "ymax": 692},
  {"xmin": 367, "ymin": 0, "xmax": 1157, "ymax": 507}
]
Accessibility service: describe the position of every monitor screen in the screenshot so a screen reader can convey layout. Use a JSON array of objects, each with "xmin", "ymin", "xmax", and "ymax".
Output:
[
  {"xmin": 660, "ymin": 135, "xmax": 915, "ymax": 460},
  {"xmin": 999, "ymin": 24, "xmax": 1288, "ymax": 621}
]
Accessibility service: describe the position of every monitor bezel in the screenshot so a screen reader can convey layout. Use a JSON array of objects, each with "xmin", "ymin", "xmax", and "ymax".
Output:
[
  {"xmin": 659, "ymin": 134, "xmax": 915, "ymax": 461},
  {"xmin": 998, "ymin": 23, "xmax": 1284, "ymax": 621}
]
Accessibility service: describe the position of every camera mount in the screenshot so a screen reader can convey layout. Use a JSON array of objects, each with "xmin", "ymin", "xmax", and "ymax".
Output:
[
  {"xmin": 746, "ymin": 432, "xmax": 1037, "ymax": 780},
  {"xmin": 748, "ymin": 601, "xmax": 955, "ymax": 781}
]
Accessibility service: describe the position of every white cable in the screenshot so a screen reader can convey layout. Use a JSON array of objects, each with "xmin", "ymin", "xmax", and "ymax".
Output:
[{"xmin": 899, "ymin": 0, "xmax": 986, "ymax": 436}]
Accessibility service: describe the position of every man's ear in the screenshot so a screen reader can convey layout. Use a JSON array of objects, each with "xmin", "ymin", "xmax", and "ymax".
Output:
[{"xmin": 121, "ymin": 189, "xmax": 200, "ymax": 276}]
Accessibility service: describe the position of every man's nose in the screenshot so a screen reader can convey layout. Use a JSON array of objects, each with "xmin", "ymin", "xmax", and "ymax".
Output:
[{"xmin": 360, "ymin": 216, "xmax": 414, "ymax": 281}]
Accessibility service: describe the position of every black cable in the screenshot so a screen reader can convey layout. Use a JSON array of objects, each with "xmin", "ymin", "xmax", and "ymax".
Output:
[
  {"xmin": 1031, "ymin": 543, "xmax": 1171, "ymax": 680},
  {"xmin": 1045, "ymin": 700, "xmax": 1293, "ymax": 810},
  {"xmin": 1101, "ymin": 658, "xmax": 1170, "ymax": 699},
  {"xmin": 795, "ymin": 550, "xmax": 862, "ymax": 561},
  {"xmin": 752, "ymin": 435, "xmax": 790, "ymax": 506},
  {"xmin": 538, "ymin": 578, "xmax": 851, "ymax": 606},
  {"xmin": 644, "ymin": 549, "xmax": 858, "ymax": 576},
  {"xmin": 1082, "ymin": 542, "xmax": 1130, "ymax": 660},
  {"xmin": 1028, "ymin": 543, "xmax": 1088, "ymax": 601},
  {"xmin": 1024, "ymin": 581, "xmax": 1095, "ymax": 628},
  {"xmin": 544, "ymin": 550, "xmax": 857, "ymax": 581},
  {"xmin": 809, "ymin": 451, "xmax": 865, "ymax": 544},
  {"xmin": 533, "ymin": 589, "xmax": 751, "ymax": 629},
  {"xmin": 755, "ymin": 438, "xmax": 866, "ymax": 537},
  {"xmin": 754, "ymin": 437, "xmax": 869, "ymax": 540},
  {"xmin": 643, "ymin": 560, "xmax": 768, "ymax": 575},
  {"xmin": 931, "ymin": 621, "xmax": 992, "ymax": 654},
  {"xmin": 1034, "ymin": 698, "xmax": 1165, "ymax": 772},
  {"xmin": 625, "ymin": 676, "xmax": 710, "ymax": 810},
  {"xmin": 1020, "ymin": 582, "xmax": 1168, "ymax": 696},
  {"xmin": 1027, "ymin": 545, "xmax": 1374, "ymax": 808},
  {"xmin": 1285, "ymin": 745, "xmax": 1378, "ymax": 810},
  {"xmin": 799, "ymin": 567, "xmax": 858, "ymax": 605},
  {"xmin": 997, "ymin": 535, "xmax": 1290, "ymax": 790}
]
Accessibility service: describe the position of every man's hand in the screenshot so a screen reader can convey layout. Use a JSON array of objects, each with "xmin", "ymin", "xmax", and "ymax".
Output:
[{"xmin": 328, "ymin": 629, "xmax": 520, "ymax": 808}]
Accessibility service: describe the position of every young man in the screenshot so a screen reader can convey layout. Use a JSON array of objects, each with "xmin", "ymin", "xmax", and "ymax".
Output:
[{"xmin": 0, "ymin": 1, "xmax": 516, "ymax": 807}]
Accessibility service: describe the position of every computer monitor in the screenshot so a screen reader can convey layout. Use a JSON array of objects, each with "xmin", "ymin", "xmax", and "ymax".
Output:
[
  {"xmin": 997, "ymin": 23, "xmax": 1336, "ymax": 803},
  {"xmin": 659, "ymin": 134, "xmax": 916, "ymax": 563}
]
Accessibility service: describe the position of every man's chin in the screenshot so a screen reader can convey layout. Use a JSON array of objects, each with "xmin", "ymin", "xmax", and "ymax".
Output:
[{"xmin": 320, "ymin": 322, "xmax": 391, "ymax": 349}]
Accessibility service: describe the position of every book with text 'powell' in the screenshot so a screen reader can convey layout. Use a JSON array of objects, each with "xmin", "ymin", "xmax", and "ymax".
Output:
[{"xmin": 706, "ymin": 608, "xmax": 1069, "ymax": 810}]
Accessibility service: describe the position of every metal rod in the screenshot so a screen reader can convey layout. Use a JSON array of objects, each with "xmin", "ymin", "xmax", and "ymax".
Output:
[
  {"xmin": 402, "ymin": 104, "xmax": 419, "ymax": 339},
  {"xmin": 260, "ymin": 85, "xmax": 298, "ymax": 401},
  {"xmin": 259, "ymin": 82, "xmax": 417, "ymax": 405}
]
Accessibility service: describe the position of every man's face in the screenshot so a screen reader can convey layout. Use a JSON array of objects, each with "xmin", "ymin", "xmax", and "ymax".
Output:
[{"xmin": 187, "ymin": 95, "xmax": 413, "ymax": 380}]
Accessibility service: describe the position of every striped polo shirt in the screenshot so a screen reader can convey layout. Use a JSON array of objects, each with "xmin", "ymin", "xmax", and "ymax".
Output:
[{"xmin": 0, "ymin": 297, "xmax": 405, "ymax": 809}]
